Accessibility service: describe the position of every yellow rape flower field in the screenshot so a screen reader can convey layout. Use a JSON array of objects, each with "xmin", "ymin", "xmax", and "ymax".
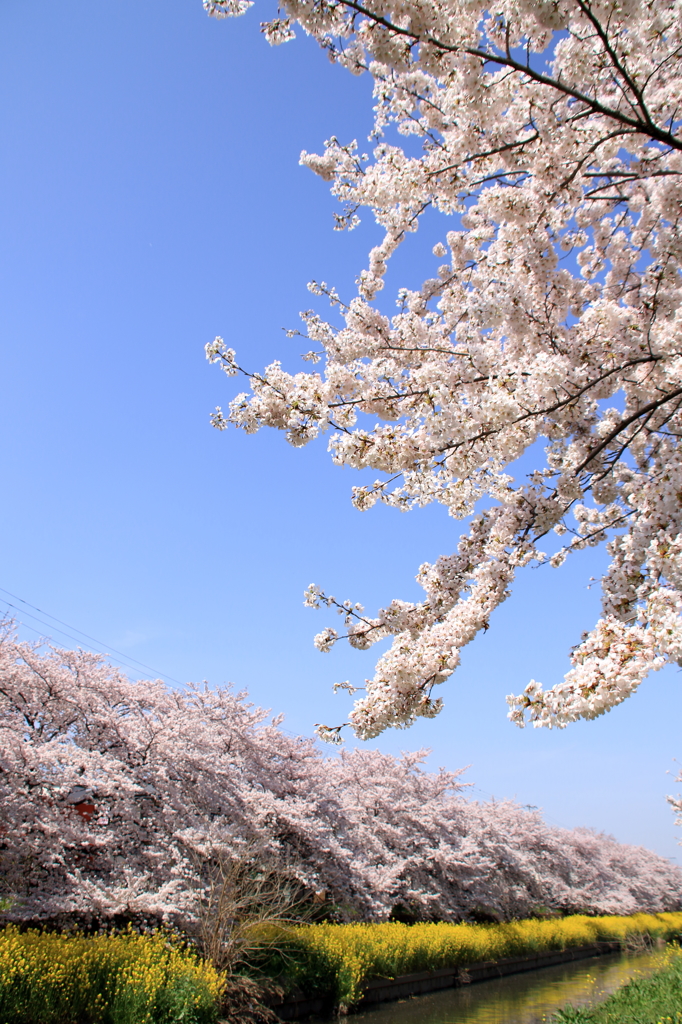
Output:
[
  {"xmin": 274, "ymin": 912, "xmax": 682, "ymax": 1006},
  {"xmin": 1, "ymin": 913, "xmax": 682, "ymax": 1021},
  {"xmin": 0, "ymin": 927, "xmax": 223, "ymax": 1024}
]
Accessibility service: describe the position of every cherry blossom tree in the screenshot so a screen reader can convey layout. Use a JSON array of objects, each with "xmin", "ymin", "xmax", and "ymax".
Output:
[
  {"xmin": 203, "ymin": 0, "xmax": 682, "ymax": 741},
  {"xmin": 0, "ymin": 621, "xmax": 338, "ymax": 925},
  {"xmin": 1, "ymin": 624, "xmax": 679, "ymax": 925},
  {"xmin": 321, "ymin": 746, "xmax": 682, "ymax": 919}
]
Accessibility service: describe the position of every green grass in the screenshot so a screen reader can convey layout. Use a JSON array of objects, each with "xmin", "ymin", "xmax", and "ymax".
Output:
[{"xmin": 554, "ymin": 944, "xmax": 682, "ymax": 1024}]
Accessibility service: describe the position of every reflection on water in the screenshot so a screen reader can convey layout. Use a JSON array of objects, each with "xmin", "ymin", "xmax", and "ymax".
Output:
[{"xmin": 328, "ymin": 951, "xmax": 659, "ymax": 1024}]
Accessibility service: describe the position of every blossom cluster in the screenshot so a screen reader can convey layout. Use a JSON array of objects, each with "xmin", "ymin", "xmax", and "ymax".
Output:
[
  {"xmin": 1, "ymin": 625, "xmax": 680, "ymax": 926},
  {"xmin": 205, "ymin": 0, "xmax": 682, "ymax": 738}
]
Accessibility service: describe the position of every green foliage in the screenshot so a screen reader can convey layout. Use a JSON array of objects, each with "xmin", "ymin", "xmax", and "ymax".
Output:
[
  {"xmin": 0, "ymin": 926, "xmax": 223, "ymax": 1024},
  {"xmin": 248, "ymin": 913, "xmax": 682, "ymax": 1009},
  {"xmin": 554, "ymin": 944, "xmax": 682, "ymax": 1024}
]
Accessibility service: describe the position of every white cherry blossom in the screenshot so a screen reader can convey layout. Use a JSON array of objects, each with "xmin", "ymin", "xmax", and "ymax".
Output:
[{"xmin": 205, "ymin": 0, "xmax": 682, "ymax": 739}]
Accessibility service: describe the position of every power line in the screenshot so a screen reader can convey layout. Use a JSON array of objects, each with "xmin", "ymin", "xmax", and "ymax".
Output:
[
  {"xmin": 0, "ymin": 597, "xmax": 174, "ymax": 684},
  {"xmin": 0, "ymin": 586, "xmax": 184, "ymax": 686},
  {"xmin": 0, "ymin": 600, "xmax": 165, "ymax": 683}
]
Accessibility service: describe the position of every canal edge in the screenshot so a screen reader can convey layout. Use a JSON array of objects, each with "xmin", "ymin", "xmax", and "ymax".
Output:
[{"xmin": 269, "ymin": 940, "xmax": 626, "ymax": 1019}]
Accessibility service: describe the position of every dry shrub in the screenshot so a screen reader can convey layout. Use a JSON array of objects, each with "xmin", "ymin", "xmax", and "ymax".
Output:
[{"xmin": 192, "ymin": 846, "xmax": 314, "ymax": 975}]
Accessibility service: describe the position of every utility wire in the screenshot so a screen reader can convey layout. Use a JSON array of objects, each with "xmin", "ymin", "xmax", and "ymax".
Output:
[
  {"xmin": 0, "ymin": 586, "xmax": 184, "ymax": 686},
  {"xmin": 0, "ymin": 600, "xmax": 166, "ymax": 683}
]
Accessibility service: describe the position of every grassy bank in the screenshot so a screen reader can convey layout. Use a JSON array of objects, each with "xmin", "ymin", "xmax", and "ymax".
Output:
[
  {"xmin": 554, "ymin": 942, "xmax": 682, "ymax": 1023},
  {"xmin": 0, "ymin": 927, "xmax": 223, "ymax": 1024},
  {"xmin": 255, "ymin": 912, "xmax": 682, "ymax": 1007}
]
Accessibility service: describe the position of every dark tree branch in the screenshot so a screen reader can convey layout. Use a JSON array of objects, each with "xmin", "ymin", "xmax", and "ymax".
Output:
[
  {"xmin": 329, "ymin": 0, "xmax": 682, "ymax": 151},
  {"xmin": 574, "ymin": 387, "xmax": 682, "ymax": 475}
]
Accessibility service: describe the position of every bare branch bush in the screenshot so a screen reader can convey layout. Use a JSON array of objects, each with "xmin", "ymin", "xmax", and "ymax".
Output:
[{"xmin": 189, "ymin": 844, "xmax": 317, "ymax": 975}]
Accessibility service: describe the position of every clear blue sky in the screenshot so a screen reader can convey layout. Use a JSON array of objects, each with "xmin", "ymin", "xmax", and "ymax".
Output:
[{"xmin": 2, "ymin": 0, "xmax": 681, "ymax": 862}]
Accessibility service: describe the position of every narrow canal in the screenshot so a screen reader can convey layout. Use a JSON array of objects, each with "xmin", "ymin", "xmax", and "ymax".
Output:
[{"xmin": 322, "ymin": 949, "xmax": 660, "ymax": 1024}]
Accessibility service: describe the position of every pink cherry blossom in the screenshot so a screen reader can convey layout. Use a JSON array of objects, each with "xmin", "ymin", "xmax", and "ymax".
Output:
[{"xmin": 1, "ymin": 623, "xmax": 679, "ymax": 924}]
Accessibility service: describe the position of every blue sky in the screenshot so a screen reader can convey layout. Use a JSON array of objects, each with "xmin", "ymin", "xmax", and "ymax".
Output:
[{"xmin": 2, "ymin": 0, "xmax": 681, "ymax": 862}]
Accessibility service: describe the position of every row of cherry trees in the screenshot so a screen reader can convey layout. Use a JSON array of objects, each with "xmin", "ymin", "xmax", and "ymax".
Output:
[{"xmin": 1, "ymin": 624, "xmax": 680, "ymax": 927}]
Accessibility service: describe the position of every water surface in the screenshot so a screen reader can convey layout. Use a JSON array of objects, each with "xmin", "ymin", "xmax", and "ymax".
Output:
[{"xmin": 323, "ymin": 950, "xmax": 659, "ymax": 1024}]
